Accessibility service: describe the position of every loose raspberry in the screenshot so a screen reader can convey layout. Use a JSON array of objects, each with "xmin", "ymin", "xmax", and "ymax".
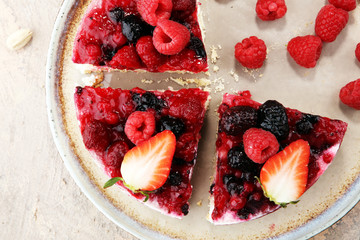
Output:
[
  {"xmin": 243, "ymin": 128, "xmax": 280, "ymax": 164},
  {"xmin": 287, "ymin": 35, "xmax": 322, "ymax": 68},
  {"xmin": 137, "ymin": 0, "xmax": 172, "ymax": 26},
  {"xmin": 315, "ymin": 5, "xmax": 349, "ymax": 42},
  {"xmin": 125, "ymin": 111, "xmax": 156, "ymax": 145},
  {"xmin": 136, "ymin": 36, "xmax": 164, "ymax": 71},
  {"xmin": 105, "ymin": 141, "xmax": 130, "ymax": 168},
  {"xmin": 339, "ymin": 79, "xmax": 360, "ymax": 110},
  {"xmin": 153, "ymin": 19, "xmax": 190, "ymax": 55},
  {"xmin": 256, "ymin": 0, "xmax": 287, "ymax": 21},
  {"xmin": 328, "ymin": 0, "xmax": 356, "ymax": 11},
  {"xmin": 109, "ymin": 45, "xmax": 143, "ymax": 69},
  {"xmin": 355, "ymin": 43, "xmax": 360, "ymax": 62},
  {"xmin": 234, "ymin": 36, "xmax": 267, "ymax": 69}
]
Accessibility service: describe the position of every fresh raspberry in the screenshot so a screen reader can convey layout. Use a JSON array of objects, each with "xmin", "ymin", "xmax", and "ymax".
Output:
[
  {"xmin": 125, "ymin": 111, "xmax": 156, "ymax": 145},
  {"xmin": 137, "ymin": 0, "xmax": 173, "ymax": 26},
  {"xmin": 169, "ymin": 97, "xmax": 203, "ymax": 122},
  {"xmin": 109, "ymin": 45, "xmax": 143, "ymax": 69},
  {"xmin": 355, "ymin": 43, "xmax": 360, "ymax": 62},
  {"xmin": 105, "ymin": 141, "xmax": 129, "ymax": 168},
  {"xmin": 153, "ymin": 19, "xmax": 190, "ymax": 55},
  {"xmin": 256, "ymin": 0, "xmax": 287, "ymax": 21},
  {"xmin": 315, "ymin": 4, "xmax": 349, "ymax": 42},
  {"xmin": 234, "ymin": 36, "xmax": 267, "ymax": 69},
  {"xmin": 243, "ymin": 128, "xmax": 280, "ymax": 164},
  {"xmin": 339, "ymin": 79, "xmax": 360, "ymax": 110},
  {"xmin": 136, "ymin": 36, "xmax": 164, "ymax": 71},
  {"xmin": 287, "ymin": 35, "xmax": 322, "ymax": 68},
  {"xmin": 328, "ymin": 0, "xmax": 356, "ymax": 11}
]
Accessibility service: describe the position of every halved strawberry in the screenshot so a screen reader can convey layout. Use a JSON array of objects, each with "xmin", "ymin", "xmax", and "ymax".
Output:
[
  {"xmin": 120, "ymin": 130, "xmax": 176, "ymax": 191},
  {"xmin": 259, "ymin": 139, "xmax": 310, "ymax": 207}
]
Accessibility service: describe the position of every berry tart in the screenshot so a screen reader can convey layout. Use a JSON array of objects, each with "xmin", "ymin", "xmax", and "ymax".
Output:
[
  {"xmin": 209, "ymin": 91, "xmax": 347, "ymax": 225},
  {"xmin": 74, "ymin": 86, "xmax": 209, "ymax": 218},
  {"xmin": 72, "ymin": 0, "xmax": 207, "ymax": 73}
]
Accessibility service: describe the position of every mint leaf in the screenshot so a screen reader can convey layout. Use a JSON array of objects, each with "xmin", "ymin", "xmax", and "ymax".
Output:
[{"xmin": 103, "ymin": 177, "xmax": 123, "ymax": 189}]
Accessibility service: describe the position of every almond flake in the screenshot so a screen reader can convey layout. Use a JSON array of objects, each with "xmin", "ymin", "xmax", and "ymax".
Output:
[{"xmin": 6, "ymin": 29, "xmax": 33, "ymax": 50}]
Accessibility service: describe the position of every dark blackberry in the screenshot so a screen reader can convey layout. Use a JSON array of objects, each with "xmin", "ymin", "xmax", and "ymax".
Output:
[
  {"xmin": 181, "ymin": 204, "xmax": 189, "ymax": 215},
  {"xmin": 101, "ymin": 45, "xmax": 117, "ymax": 61},
  {"xmin": 223, "ymin": 175, "xmax": 243, "ymax": 195},
  {"xmin": 223, "ymin": 174, "xmax": 236, "ymax": 185},
  {"xmin": 109, "ymin": 7, "xmax": 124, "ymax": 23},
  {"xmin": 210, "ymin": 183, "xmax": 215, "ymax": 194},
  {"xmin": 168, "ymin": 171, "xmax": 182, "ymax": 186},
  {"xmin": 257, "ymin": 100, "xmax": 289, "ymax": 140},
  {"xmin": 189, "ymin": 36, "xmax": 206, "ymax": 59},
  {"xmin": 76, "ymin": 87, "xmax": 83, "ymax": 95},
  {"xmin": 157, "ymin": 116, "xmax": 186, "ymax": 138},
  {"xmin": 220, "ymin": 106, "xmax": 258, "ymax": 136},
  {"xmin": 121, "ymin": 15, "xmax": 146, "ymax": 43},
  {"xmin": 227, "ymin": 145, "xmax": 258, "ymax": 172},
  {"xmin": 241, "ymin": 172, "xmax": 254, "ymax": 182},
  {"xmin": 132, "ymin": 92, "xmax": 166, "ymax": 112},
  {"xmin": 237, "ymin": 207, "xmax": 254, "ymax": 220},
  {"xmin": 296, "ymin": 114, "xmax": 320, "ymax": 134}
]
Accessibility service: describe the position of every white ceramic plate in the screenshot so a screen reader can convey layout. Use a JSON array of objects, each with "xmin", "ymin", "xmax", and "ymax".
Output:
[{"xmin": 46, "ymin": 0, "xmax": 360, "ymax": 239}]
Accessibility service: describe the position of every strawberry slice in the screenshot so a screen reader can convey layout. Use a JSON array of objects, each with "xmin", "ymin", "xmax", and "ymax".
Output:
[
  {"xmin": 259, "ymin": 139, "xmax": 310, "ymax": 206},
  {"xmin": 120, "ymin": 130, "xmax": 176, "ymax": 191}
]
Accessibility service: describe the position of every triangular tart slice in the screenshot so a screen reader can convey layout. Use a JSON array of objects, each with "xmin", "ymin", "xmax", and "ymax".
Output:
[
  {"xmin": 209, "ymin": 91, "xmax": 347, "ymax": 224},
  {"xmin": 72, "ymin": 0, "xmax": 207, "ymax": 73},
  {"xmin": 74, "ymin": 86, "xmax": 209, "ymax": 218}
]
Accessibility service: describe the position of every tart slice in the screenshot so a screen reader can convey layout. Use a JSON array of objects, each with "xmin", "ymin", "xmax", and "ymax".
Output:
[
  {"xmin": 72, "ymin": 0, "xmax": 207, "ymax": 73},
  {"xmin": 74, "ymin": 86, "xmax": 209, "ymax": 218},
  {"xmin": 209, "ymin": 91, "xmax": 347, "ymax": 224}
]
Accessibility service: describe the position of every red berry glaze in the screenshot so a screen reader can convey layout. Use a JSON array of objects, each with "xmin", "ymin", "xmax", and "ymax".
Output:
[
  {"xmin": 339, "ymin": 79, "xmax": 360, "ymax": 110},
  {"xmin": 355, "ymin": 43, "xmax": 360, "ymax": 63},
  {"xmin": 256, "ymin": 0, "xmax": 287, "ymax": 21},
  {"xmin": 328, "ymin": 0, "xmax": 356, "ymax": 11},
  {"xmin": 136, "ymin": 36, "xmax": 164, "ymax": 70},
  {"xmin": 287, "ymin": 35, "xmax": 322, "ymax": 68},
  {"xmin": 125, "ymin": 111, "xmax": 156, "ymax": 145},
  {"xmin": 109, "ymin": 45, "xmax": 143, "ymax": 69},
  {"xmin": 137, "ymin": 0, "xmax": 173, "ymax": 26},
  {"xmin": 106, "ymin": 141, "xmax": 130, "ymax": 168},
  {"xmin": 315, "ymin": 4, "xmax": 349, "ymax": 42},
  {"xmin": 234, "ymin": 36, "xmax": 267, "ymax": 69},
  {"xmin": 243, "ymin": 128, "xmax": 280, "ymax": 164}
]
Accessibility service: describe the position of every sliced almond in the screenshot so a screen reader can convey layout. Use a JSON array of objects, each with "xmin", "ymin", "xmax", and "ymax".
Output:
[{"xmin": 6, "ymin": 28, "xmax": 33, "ymax": 50}]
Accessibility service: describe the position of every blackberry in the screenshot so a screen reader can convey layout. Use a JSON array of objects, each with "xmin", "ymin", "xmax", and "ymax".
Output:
[
  {"xmin": 181, "ymin": 204, "xmax": 189, "ymax": 215},
  {"xmin": 227, "ymin": 145, "xmax": 258, "ymax": 172},
  {"xmin": 132, "ymin": 92, "xmax": 166, "ymax": 112},
  {"xmin": 168, "ymin": 171, "xmax": 182, "ymax": 186},
  {"xmin": 210, "ymin": 183, "xmax": 215, "ymax": 194},
  {"xmin": 157, "ymin": 116, "xmax": 186, "ymax": 138},
  {"xmin": 296, "ymin": 114, "xmax": 320, "ymax": 134},
  {"xmin": 189, "ymin": 36, "xmax": 206, "ymax": 59},
  {"xmin": 257, "ymin": 100, "xmax": 289, "ymax": 140},
  {"xmin": 220, "ymin": 106, "xmax": 258, "ymax": 136},
  {"xmin": 223, "ymin": 175, "xmax": 243, "ymax": 195},
  {"xmin": 237, "ymin": 207, "xmax": 254, "ymax": 220},
  {"xmin": 76, "ymin": 86, "xmax": 83, "ymax": 95},
  {"xmin": 122, "ymin": 15, "xmax": 146, "ymax": 43},
  {"xmin": 101, "ymin": 45, "xmax": 117, "ymax": 61},
  {"xmin": 109, "ymin": 7, "xmax": 124, "ymax": 23}
]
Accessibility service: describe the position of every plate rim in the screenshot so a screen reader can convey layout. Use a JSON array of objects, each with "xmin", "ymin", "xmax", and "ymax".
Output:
[{"xmin": 45, "ymin": 0, "xmax": 360, "ymax": 239}]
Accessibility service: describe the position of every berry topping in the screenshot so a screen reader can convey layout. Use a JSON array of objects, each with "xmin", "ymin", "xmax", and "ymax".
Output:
[
  {"xmin": 109, "ymin": 45, "xmax": 143, "ymax": 69},
  {"xmin": 255, "ymin": 0, "xmax": 287, "ymax": 21},
  {"xmin": 109, "ymin": 7, "xmax": 124, "ymax": 23},
  {"xmin": 82, "ymin": 120, "xmax": 111, "ymax": 151},
  {"xmin": 224, "ymin": 175, "xmax": 243, "ymax": 195},
  {"xmin": 188, "ymin": 36, "xmax": 207, "ymax": 59},
  {"xmin": 169, "ymin": 97, "xmax": 203, "ymax": 122},
  {"xmin": 229, "ymin": 196, "xmax": 247, "ymax": 210},
  {"xmin": 172, "ymin": 0, "xmax": 196, "ymax": 20},
  {"xmin": 137, "ymin": 0, "xmax": 173, "ymax": 26},
  {"xmin": 136, "ymin": 36, "xmax": 164, "ymax": 70},
  {"xmin": 105, "ymin": 141, "xmax": 130, "ymax": 168},
  {"xmin": 121, "ymin": 130, "xmax": 176, "ymax": 191},
  {"xmin": 339, "ymin": 78, "xmax": 360, "ymax": 110},
  {"xmin": 287, "ymin": 35, "xmax": 322, "ymax": 68},
  {"xmin": 234, "ymin": 36, "xmax": 267, "ymax": 69},
  {"xmin": 220, "ymin": 106, "xmax": 258, "ymax": 136},
  {"xmin": 132, "ymin": 92, "xmax": 166, "ymax": 112},
  {"xmin": 355, "ymin": 43, "xmax": 360, "ymax": 63},
  {"xmin": 243, "ymin": 128, "xmax": 280, "ymax": 164},
  {"xmin": 153, "ymin": 19, "xmax": 190, "ymax": 55},
  {"xmin": 227, "ymin": 145, "xmax": 260, "ymax": 172},
  {"xmin": 328, "ymin": 0, "xmax": 356, "ymax": 11},
  {"xmin": 101, "ymin": 45, "xmax": 118, "ymax": 62},
  {"xmin": 157, "ymin": 116, "xmax": 186, "ymax": 138},
  {"xmin": 257, "ymin": 100, "xmax": 289, "ymax": 140},
  {"xmin": 295, "ymin": 114, "xmax": 320, "ymax": 134},
  {"xmin": 315, "ymin": 5, "xmax": 349, "ymax": 42},
  {"xmin": 168, "ymin": 171, "xmax": 182, "ymax": 186},
  {"xmin": 124, "ymin": 111, "xmax": 156, "ymax": 145},
  {"xmin": 121, "ymin": 15, "xmax": 148, "ymax": 43},
  {"xmin": 181, "ymin": 203, "xmax": 189, "ymax": 215},
  {"xmin": 259, "ymin": 139, "xmax": 310, "ymax": 206}
]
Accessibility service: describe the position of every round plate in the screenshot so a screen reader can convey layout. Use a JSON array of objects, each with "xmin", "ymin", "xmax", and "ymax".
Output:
[{"xmin": 46, "ymin": 0, "xmax": 360, "ymax": 239}]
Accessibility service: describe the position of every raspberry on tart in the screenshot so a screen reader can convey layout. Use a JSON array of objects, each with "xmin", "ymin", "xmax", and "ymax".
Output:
[
  {"xmin": 74, "ymin": 86, "xmax": 210, "ymax": 218},
  {"xmin": 209, "ymin": 91, "xmax": 347, "ymax": 224},
  {"xmin": 72, "ymin": 0, "xmax": 207, "ymax": 73}
]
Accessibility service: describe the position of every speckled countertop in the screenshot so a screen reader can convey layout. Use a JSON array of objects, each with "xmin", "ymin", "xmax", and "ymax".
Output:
[{"xmin": 1, "ymin": 0, "xmax": 359, "ymax": 239}]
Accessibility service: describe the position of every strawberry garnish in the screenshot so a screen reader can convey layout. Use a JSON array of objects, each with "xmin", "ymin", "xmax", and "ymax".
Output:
[{"xmin": 259, "ymin": 139, "xmax": 310, "ymax": 207}]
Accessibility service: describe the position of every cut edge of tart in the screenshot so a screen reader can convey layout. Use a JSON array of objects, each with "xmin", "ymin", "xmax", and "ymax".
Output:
[
  {"xmin": 208, "ymin": 91, "xmax": 348, "ymax": 225},
  {"xmin": 74, "ymin": 86, "xmax": 210, "ymax": 218}
]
